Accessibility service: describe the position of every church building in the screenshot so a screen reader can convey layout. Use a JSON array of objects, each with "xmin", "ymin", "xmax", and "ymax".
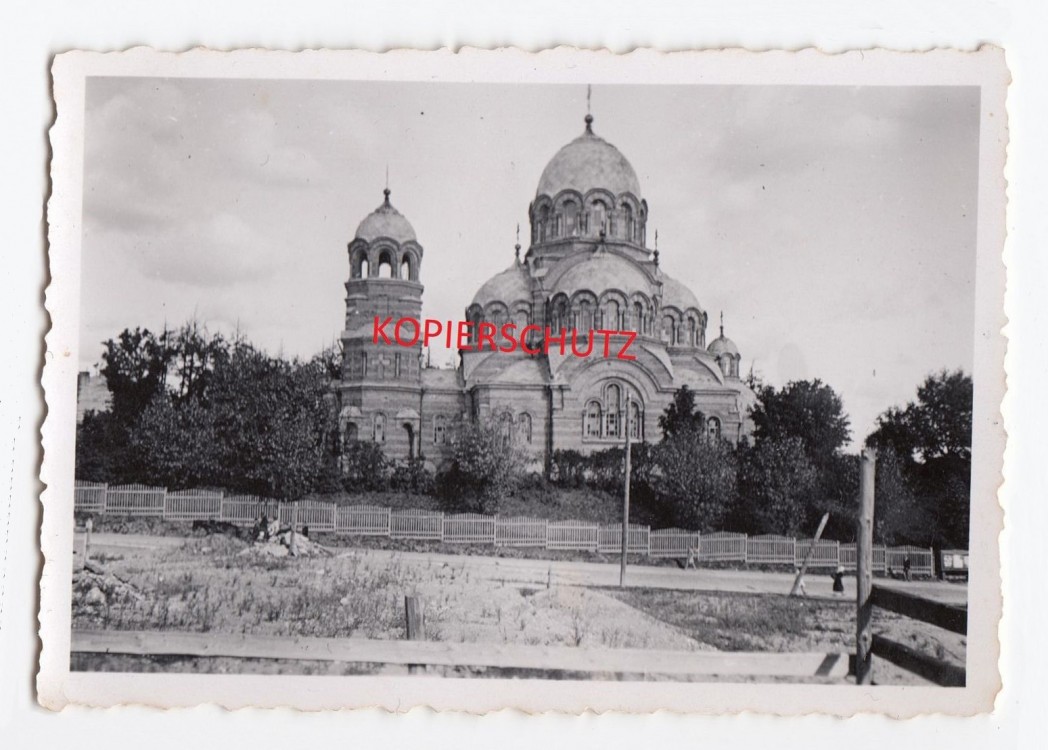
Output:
[{"xmin": 337, "ymin": 113, "xmax": 756, "ymax": 469}]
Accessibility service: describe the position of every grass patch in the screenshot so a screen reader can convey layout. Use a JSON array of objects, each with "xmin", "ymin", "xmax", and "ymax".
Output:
[{"xmin": 610, "ymin": 588, "xmax": 852, "ymax": 651}]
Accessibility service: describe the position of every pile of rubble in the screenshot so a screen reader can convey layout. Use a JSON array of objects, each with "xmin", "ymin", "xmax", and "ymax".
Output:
[
  {"xmin": 240, "ymin": 528, "xmax": 332, "ymax": 558},
  {"xmin": 72, "ymin": 561, "xmax": 144, "ymax": 621}
]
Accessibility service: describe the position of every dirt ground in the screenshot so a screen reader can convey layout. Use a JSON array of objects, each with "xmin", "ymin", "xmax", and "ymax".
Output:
[{"xmin": 71, "ymin": 535, "xmax": 964, "ymax": 684}]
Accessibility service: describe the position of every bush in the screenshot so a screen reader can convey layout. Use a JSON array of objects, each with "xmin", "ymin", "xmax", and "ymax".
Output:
[
  {"xmin": 435, "ymin": 419, "xmax": 527, "ymax": 513},
  {"xmin": 389, "ymin": 457, "xmax": 434, "ymax": 495},
  {"xmin": 341, "ymin": 441, "xmax": 390, "ymax": 492}
]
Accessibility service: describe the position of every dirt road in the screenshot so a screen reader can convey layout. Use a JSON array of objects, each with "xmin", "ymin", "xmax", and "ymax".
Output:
[{"xmin": 80, "ymin": 532, "xmax": 967, "ymax": 605}]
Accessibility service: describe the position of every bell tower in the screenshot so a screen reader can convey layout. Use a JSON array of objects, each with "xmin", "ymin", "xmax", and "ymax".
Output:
[{"xmin": 340, "ymin": 188, "xmax": 425, "ymax": 461}]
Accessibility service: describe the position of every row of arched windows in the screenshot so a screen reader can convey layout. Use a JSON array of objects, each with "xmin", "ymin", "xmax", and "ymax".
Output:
[
  {"xmin": 546, "ymin": 294, "xmax": 706, "ymax": 347},
  {"xmin": 465, "ymin": 303, "xmax": 532, "ymax": 345},
  {"xmin": 350, "ymin": 245, "xmax": 419, "ymax": 281},
  {"xmin": 660, "ymin": 312, "xmax": 706, "ymax": 348},
  {"xmin": 532, "ymin": 197, "xmax": 646, "ymax": 245}
]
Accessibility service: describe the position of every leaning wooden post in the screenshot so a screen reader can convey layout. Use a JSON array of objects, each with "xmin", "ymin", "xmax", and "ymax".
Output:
[
  {"xmin": 620, "ymin": 392, "xmax": 632, "ymax": 588},
  {"xmin": 405, "ymin": 595, "xmax": 426, "ymax": 674},
  {"xmin": 790, "ymin": 512, "xmax": 829, "ymax": 597},
  {"xmin": 856, "ymin": 447, "xmax": 877, "ymax": 685}
]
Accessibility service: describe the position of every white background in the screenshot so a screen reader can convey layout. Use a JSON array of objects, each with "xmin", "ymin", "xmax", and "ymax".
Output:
[{"xmin": 0, "ymin": 1, "xmax": 1044, "ymax": 746}]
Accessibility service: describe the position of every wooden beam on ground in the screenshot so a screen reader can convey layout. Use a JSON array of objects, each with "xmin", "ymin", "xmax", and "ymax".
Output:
[
  {"xmin": 870, "ymin": 585, "xmax": 968, "ymax": 635},
  {"xmin": 71, "ymin": 630, "xmax": 850, "ymax": 679},
  {"xmin": 871, "ymin": 634, "xmax": 966, "ymax": 687}
]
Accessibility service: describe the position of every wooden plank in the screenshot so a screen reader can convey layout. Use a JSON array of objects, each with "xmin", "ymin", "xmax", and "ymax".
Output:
[
  {"xmin": 871, "ymin": 635, "xmax": 966, "ymax": 687},
  {"xmin": 870, "ymin": 585, "xmax": 968, "ymax": 635},
  {"xmin": 70, "ymin": 630, "xmax": 850, "ymax": 678},
  {"xmin": 855, "ymin": 448, "xmax": 876, "ymax": 685}
]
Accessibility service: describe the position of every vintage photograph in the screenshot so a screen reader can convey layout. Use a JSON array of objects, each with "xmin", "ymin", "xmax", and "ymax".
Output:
[{"xmin": 40, "ymin": 48, "xmax": 1007, "ymax": 714}]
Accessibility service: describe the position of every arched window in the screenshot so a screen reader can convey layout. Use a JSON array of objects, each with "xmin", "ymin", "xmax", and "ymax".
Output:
[
  {"xmin": 604, "ymin": 299, "xmax": 620, "ymax": 330},
  {"xmin": 538, "ymin": 206, "xmax": 549, "ymax": 242},
  {"xmin": 562, "ymin": 200, "xmax": 579, "ymax": 236},
  {"xmin": 344, "ymin": 422, "xmax": 359, "ymax": 446},
  {"xmin": 377, "ymin": 251, "xmax": 394, "ymax": 279},
  {"xmin": 687, "ymin": 317, "xmax": 698, "ymax": 346},
  {"xmin": 351, "ymin": 250, "xmax": 367, "ymax": 279},
  {"xmin": 622, "ymin": 203, "xmax": 634, "ymax": 241},
  {"xmin": 584, "ymin": 401, "xmax": 603, "ymax": 438},
  {"xmin": 517, "ymin": 413, "xmax": 532, "ymax": 444},
  {"xmin": 633, "ymin": 302, "xmax": 644, "ymax": 334},
  {"xmin": 707, "ymin": 416, "xmax": 721, "ymax": 442},
  {"xmin": 579, "ymin": 300, "xmax": 594, "ymax": 333},
  {"xmin": 514, "ymin": 307, "xmax": 530, "ymax": 337},
  {"xmin": 433, "ymin": 415, "xmax": 447, "ymax": 445},
  {"xmin": 661, "ymin": 315, "xmax": 675, "ymax": 344},
  {"xmin": 360, "ymin": 257, "xmax": 370, "ymax": 278},
  {"xmin": 604, "ymin": 383, "xmax": 622, "ymax": 438},
  {"xmin": 629, "ymin": 401, "xmax": 643, "ymax": 441},
  {"xmin": 591, "ymin": 200, "xmax": 607, "ymax": 235},
  {"xmin": 553, "ymin": 298, "xmax": 569, "ymax": 331},
  {"xmin": 400, "ymin": 256, "xmax": 411, "ymax": 281},
  {"xmin": 374, "ymin": 413, "xmax": 386, "ymax": 443},
  {"xmin": 500, "ymin": 411, "xmax": 513, "ymax": 446}
]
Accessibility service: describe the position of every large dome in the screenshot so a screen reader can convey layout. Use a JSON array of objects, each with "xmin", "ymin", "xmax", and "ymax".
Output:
[
  {"xmin": 354, "ymin": 189, "xmax": 417, "ymax": 243},
  {"xmin": 536, "ymin": 116, "xmax": 642, "ymax": 199}
]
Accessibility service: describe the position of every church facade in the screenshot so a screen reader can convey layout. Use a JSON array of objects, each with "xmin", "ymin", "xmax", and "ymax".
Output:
[{"xmin": 337, "ymin": 114, "xmax": 756, "ymax": 469}]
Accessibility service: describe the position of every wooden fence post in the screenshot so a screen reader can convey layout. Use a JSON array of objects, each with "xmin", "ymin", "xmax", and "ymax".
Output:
[
  {"xmin": 856, "ymin": 447, "xmax": 877, "ymax": 685},
  {"xmin": 405, "ymin": 595, "xmax": 426, "ymax": 674}
]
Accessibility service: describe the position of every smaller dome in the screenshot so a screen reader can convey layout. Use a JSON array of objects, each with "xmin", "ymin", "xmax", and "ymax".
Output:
[
  {"xmin": 355, "ymin": 189, "xmax": 417, "ymax": 243},
  {"xmin": 707, "ymin": 335, "xmax": 739, "ymax": 358},
  {"xmin": 660, "ymin": 273, "xmax": 703, "ymax": 313},
  {"xmin": 472, "ymin": 263, "xmax": 531, "ymax": 307}
]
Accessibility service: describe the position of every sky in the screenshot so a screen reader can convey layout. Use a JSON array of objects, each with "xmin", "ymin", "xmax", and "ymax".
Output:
[{"xmin": 79, "ymin": 78, "xmax": 980, "ymax": 446}]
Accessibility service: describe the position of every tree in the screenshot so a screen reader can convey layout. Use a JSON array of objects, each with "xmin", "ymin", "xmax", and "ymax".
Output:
[
  {"xmin": 658, "ymin": 385, "xmax": 706, "ymax": 439},
  {"xmin": 127, "ymin": 393, "xmax": 220, "ymax": 489},
  {"xmin": 100, "ymin": 327, "xmax": 173, "ymax": 424},
  {"xmin": 868, "ymin": 369, "xmax": 972, "ymax": 463},
  {"xmin": 736, "ymin": 437, "xmax": 818, "ymax": 535},
  {"xmin": 750, "ymin": 379, "xmax": 851, "ymax": 468},
  {"xmin": 437, "ymin": 418, "xmax": 527, "ymax": 513},
  {"xmin": 167, "ymin": 322, "xmax": 226, "ymax": 404},
  {"xmin": 650, "ymin": 431, "xmax": 737, "ymax": 531},
  {"xmin": 867, "ymin": 370, "xmax": 973, "ymax": 547},
  {"xmin": 872, "ymin": 449, "xmax": 930, "ymax": 546},
  {"xmin": 206, "ymin": 344, "xmax": 340, "ymax": 501}
]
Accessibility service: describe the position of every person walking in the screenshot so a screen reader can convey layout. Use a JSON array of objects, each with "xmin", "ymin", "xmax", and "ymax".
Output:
[
  {"xmin": 903, "ymin": 555, "xmax": 912, "ymax": 582},
  {"xmin": 832, "ymin": 566, "xmax": 845, "ymax": 594}
]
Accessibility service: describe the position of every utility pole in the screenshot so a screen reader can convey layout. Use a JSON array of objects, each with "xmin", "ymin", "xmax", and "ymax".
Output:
[{"xmin": 620, "ymin": 392, "xmax": 632, "ymax": 588}]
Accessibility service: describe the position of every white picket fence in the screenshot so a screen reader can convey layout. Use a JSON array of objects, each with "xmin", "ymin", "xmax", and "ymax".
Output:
[{"xmin": 73, "ymin": 481, "xmax": 942, "ymax": 572}]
